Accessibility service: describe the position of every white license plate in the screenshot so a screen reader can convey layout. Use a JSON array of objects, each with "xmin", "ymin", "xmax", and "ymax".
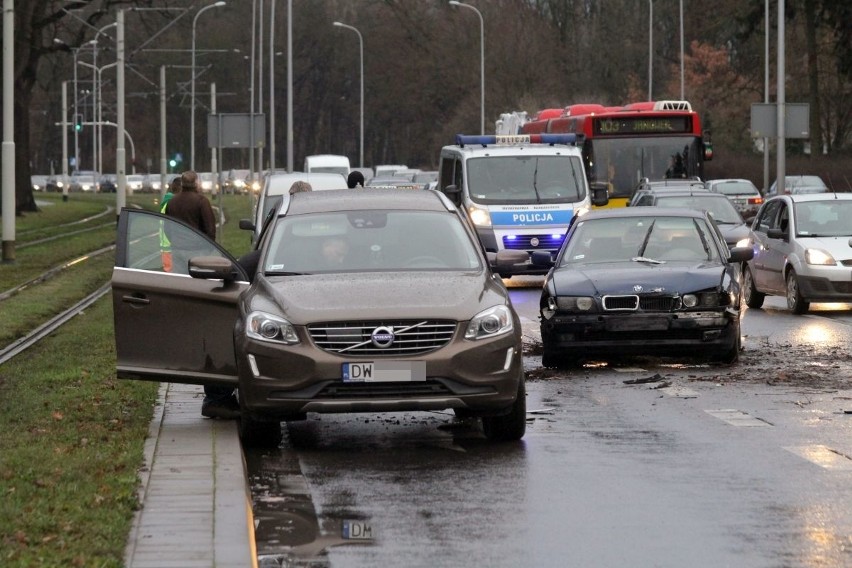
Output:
[
  {"xmin": 342, "ymin": 520, "xmax": 373, "ymax": 540},
  {"xmin": 342, "ymin": 361, "xmax": 426, "ymax": 382}
]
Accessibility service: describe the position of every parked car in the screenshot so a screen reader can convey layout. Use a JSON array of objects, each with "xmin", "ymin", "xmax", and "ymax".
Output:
[
  {"xmin": 99, "ymin": 175, "xmax": 117, "ymax": 193},
  {"xmin": 365, "ymin": 176, "xmax": 425, "ymax": 190},
  {"xmin": 112, "ymin": 189, "xmax": 528, "ymax": 446},
  {"xmin": 31, "ymin": 174, "xmax": 48, "ymax": 191},
  {"xmin": 628, "ymin": 178, "xmax": 707, "ymax": 206},
  {"xmin": 125, "ymin": 174, "xmax": 147, "ymax": 193},
  {"xmin": 532, "ymin": 207, "xmax": 753, "ymax": 367},
  {"xmin": 704, "ymin": 178, "xmax": 763, "ymax": 220},
  {"xmin": 744, "ymin": 193, "xmax": 852, "ymax": 314},
  {"xmin": 766, "ymin": 175, "xmax": 828, "ymax": 197},
  {"xmin": 69, "ymin": 170, "xmax": 99, "ymax": 192},
  {"xmin": 631, "ymin": 189, "xmax": 751, "ymax": 247},
  {"xmin": 224, "ymin": 169, "xmax": 251, "ymax": 194}
]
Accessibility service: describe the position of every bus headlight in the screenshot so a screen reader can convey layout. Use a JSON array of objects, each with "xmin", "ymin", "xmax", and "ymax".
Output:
[{"xmin": 468, "ymin": 205, "xmax": 492, "ymax": 227}]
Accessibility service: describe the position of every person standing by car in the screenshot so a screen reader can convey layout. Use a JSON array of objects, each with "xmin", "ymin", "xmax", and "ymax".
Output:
[
  {"xmin": 159, "ymin": 177, "xmax": 181, "ymax": 272},
  {"xmin": 347, "ymin": 170, "xmax": 365, "ymax": 188},
  {"xmin": 165, "ymin": 170, "xmax": 238, "ymax": 419}
]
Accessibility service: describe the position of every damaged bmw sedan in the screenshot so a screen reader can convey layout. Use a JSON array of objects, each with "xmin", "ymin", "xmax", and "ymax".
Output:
[
  {"xmin": 531, "ymin": 207, "xmax": 753, "ymax": 368},
  {"xmin": 112, "ymin": 189, "xmax": 527, "ymax": 447}
]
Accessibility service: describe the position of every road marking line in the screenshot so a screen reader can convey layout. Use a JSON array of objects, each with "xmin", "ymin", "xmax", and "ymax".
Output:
[
  {"xmin": 705, "ymin": 409, "xmax": 773, "ymax": 427},
  {"xmin": 785, "ymin": 445, "xmax": 852, "ymax": 470}
]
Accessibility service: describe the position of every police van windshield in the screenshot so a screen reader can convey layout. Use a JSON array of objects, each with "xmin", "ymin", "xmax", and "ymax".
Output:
[{"xmin": 466, "ymin": 155, "xmax": 586, "ymax": 205}]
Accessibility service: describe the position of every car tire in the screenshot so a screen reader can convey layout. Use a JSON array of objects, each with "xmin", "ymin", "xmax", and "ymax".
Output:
[
  {"xmin": 713, "ymin": 324, "xmax": 741, "ymax": 364},
  {"xmin": 238, "ymin": 398, "xmax": 283, "ymax": 448},
  {"xmin": 785, "ymin": 269, "xmax": 810, "ymax": 314},
  {"xmin": 743, "ymin": 266, "xmax": 765, "ymax": 309},
  {"xmin": 481, "ymin": 377, "xmax": 526, "ymax": 442}
]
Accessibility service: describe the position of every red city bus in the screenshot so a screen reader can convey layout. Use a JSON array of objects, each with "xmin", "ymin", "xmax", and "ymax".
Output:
[{"xmin": 520, "ymin": 101, "xmax": 712, "ymax": 207}]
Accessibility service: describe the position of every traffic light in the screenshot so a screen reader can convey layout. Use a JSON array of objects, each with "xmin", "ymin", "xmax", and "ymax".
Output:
[{"xmin": 74, "ymin": 114, "xmax": 83, "ymax": 132}]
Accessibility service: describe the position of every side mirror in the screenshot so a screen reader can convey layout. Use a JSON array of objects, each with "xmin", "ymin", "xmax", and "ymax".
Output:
[
  {"xmin": 189, "ymin": 256, "xmax": 239, "ymax": 281},
  {"xmin": 589, "ymin": 182, "xmax": 610, "ymax": 207},
  {"xmin": 239, "ymin": 219, "xmax": 256, "ymax": 232},
  {"xmin": 767, "ymin": 228, "xmax": 786, "ymax": 240},
  {"xmin": 530, "ymin": 250, "xmax": 554, "ymax": 268},
  {"xmin": 728, "ymin": 246, "xmax": 754, "ymax": 263},
  {"xmin": 492, "ymin": 250, "xmax": 530, "ymax": 268}
]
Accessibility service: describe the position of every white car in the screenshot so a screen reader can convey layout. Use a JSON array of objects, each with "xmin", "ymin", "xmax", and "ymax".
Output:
[
  {"xmin": 245, "ymin": 171, "xmax": 348, "ymax": 243},
  {"xmin": 744, "ymin": 193, "xmax": 852, "ymax": 313},
  {"xmin": 766, "ymin": 175, "xmax": 828, "ymax": 197}
]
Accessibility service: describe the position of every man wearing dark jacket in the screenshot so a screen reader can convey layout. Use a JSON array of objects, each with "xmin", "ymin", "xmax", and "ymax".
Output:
[{"xmin": 164, "ymin": 170, "xmax": 239, "ymax": 419}]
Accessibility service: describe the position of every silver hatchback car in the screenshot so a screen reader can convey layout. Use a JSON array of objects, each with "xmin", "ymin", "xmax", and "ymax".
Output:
[
  {"xmin": 112, "ymin": 189, "xmax": 527, "ymax": 446},
  {"xmin": 744, "ymin": 193, "xmax": 852, "ymax": 313}
]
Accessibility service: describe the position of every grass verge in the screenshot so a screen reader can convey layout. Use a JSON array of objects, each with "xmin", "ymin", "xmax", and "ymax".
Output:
[{"xmin": 0, "ymin": 191, "xmax": 255, "ymax": 566}]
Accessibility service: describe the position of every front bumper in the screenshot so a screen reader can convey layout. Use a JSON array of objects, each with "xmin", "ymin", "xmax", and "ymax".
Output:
[
  {"xmin": 797, "ymin": 272, "xmax": 852, "ymax": 303},
  {"xmin": 236, "ymin": 326, "xmax": 523, "ymax": 420},
  {"xmin": 541, "ymin": 309, "xmax": 740, "ymax": 358}
]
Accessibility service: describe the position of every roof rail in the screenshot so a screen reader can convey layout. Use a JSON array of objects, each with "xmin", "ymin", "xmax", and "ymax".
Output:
[{"xmin": 654, "ymin": 100, "xmax": 692, "ymax": 111}]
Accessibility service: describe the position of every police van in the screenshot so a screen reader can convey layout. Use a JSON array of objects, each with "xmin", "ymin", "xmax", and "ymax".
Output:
[{"xmin": 437, "ymin": 134, "xmax": 608, "ymax": 276}]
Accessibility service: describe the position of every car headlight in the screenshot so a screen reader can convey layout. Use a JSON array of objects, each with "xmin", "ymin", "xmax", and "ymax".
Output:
[
  {"xmin": 468, "ymin": 205, "xmax": 492, "ymax": 227},
  {"xmin": 246, "ymin": 311, "xmax": 299, "ymax": 344},
  {"xmin": 464, "ymin": 305, "xmax": 513, "ymax": 340},
  {"xmin": 805, "ymin": 248, "xmax": 836, "ymax": 266},
  {"xmin": 682, "ymin": 291, "xmax": 727, "ymax": 308},
  {"xmin": 552, "ymin": 296, "xmax": 595, "ymax": 312}
]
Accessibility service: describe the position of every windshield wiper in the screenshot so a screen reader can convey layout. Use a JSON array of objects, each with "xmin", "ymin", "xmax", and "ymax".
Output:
[
  {"xmin": 637, "ymin": 220, "xmax": 657, "ymax": 257},
  {"xmin": 632, "ymin": 256, "xmax": 666, "ymax": 264},
  {"xmin": 531, "ymin": 159, "xmax": 542, "ymax": 203},
  {"xmin": 264, "ymin": 271, "xmax": 309, "ymax": 276}
]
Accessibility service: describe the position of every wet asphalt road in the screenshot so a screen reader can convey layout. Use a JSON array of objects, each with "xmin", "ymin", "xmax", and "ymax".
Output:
[{"xmin": 248, "ymin": 279, "xmax": 852, "ymax": 567}]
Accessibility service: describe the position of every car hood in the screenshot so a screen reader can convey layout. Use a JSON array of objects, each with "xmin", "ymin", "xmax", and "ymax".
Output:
[
  {"xmin": 794, "ymin": 236, "xmax": 852, "ymax": 260},
  {"xmin": 717, "ymin": 222, "xmax": 751, "ymax": 245},
  {"xmin": 550, "ymin": 262, "xmax": 724, "ymax": 296},
  {"xmin": 250, "ymin": 271, "xmax": 506, "ymax": 323}
]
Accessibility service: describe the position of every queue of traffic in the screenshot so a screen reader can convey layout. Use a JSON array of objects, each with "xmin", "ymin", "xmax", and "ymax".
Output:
[{"xmin": 108, "ymin": 125, "xmax": 850, "ymax": 447}]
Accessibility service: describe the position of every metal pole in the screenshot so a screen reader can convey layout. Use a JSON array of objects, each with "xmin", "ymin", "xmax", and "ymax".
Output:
[
  {"xmin": 269, "ymin": 0, "xmax": 276, "ymax": 171},
  {"xmin": 763, "ymin": 0, "xmax": 770, "ymax": 194},
  {"xmin": 286, "ymin": 0, "xmax": 293, "ymax": 172},
  {"xmin": 249, "ymin": 0, "xmax": 256, "ymax": 183},
  {"xmin": 61, "ymin": 82, "xmax": 69, "ymax": 201},
  {"xmin": 333, "ymin": 22, "xmax": 364, "ymax": 167},
  {"xmin": 191, "ymin": 2, "xmax": 226, "ymax": 171},
  {"xmin": 648, "ymin": 0, "xmax": 653, "ymax": 100},
  {"xmin": 116, "ymin": 10, "xmax": 126, "ymax": 215},
  {"xmin": 2, "ymin": 0, "xmax": 15, "ymax": 262},
  {"xmin": 211, "ymin": 81, "xmax": 218, "ymax": 193},
  {"xmin": 92, "ymin": 43, "xmax": 98, "ymax": 176},
  {"xmin": 258, "ymin": 0, "xmax": 264, "ymax": 174},
  {"xmin": 449, "ymin": 2, "xmax": 485, "ymax": 135},
  {"xmin": 776, "ymin": 0, "xmax": 785, "ymax": 193},
  {"xmin": 160, "ymin": 65, "xmax": 167, "ymax": 197},
  {"xmin": 679, "ymin": 0, "xmax": 684, "ymax": 100},
  {"xmin": 73, "ymin": 48, "xmax": 80, "ymax": 174}
]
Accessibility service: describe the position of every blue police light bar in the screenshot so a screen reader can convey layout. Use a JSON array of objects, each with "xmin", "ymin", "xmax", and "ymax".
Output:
[{"xmin": 456, "ymin": 134, "xmax": 579, "ymax": 147}]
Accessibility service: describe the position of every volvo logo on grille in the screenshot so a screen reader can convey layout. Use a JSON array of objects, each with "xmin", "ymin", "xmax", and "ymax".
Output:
[
  {"xmin": 371, "ymin": 326, "xmax": 395, "ymax": 348},
  {"xmin": 530, "ymin": 237, "xmax": 540, "ymax": 247}
]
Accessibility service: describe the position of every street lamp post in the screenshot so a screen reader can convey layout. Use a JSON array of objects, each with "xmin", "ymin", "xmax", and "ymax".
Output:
[
  {"xmin": 191, "ymin": 1, "xmax": 226, "ymax": 171},
  {"xmin": 449, "ymin": 1, "xmax": 484, "ymax": 135},
  {"xmin": 333, "ymin": 21, "xmax": 364, "ymax": 168}
]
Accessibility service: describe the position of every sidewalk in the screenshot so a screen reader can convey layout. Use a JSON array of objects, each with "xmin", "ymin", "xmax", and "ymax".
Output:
[{"xmin": 123, "ymin": 383, "xmax": 256, "ymax": 568}]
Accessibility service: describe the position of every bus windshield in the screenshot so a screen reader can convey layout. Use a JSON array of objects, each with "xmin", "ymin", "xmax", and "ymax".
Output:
[
  {"xmin": 589, "ymin": 136, "xmax": 703, "ymax": 199},
  {"xmin": 466, "ymin": 155, "xmax": 586, "ymax": 205}
]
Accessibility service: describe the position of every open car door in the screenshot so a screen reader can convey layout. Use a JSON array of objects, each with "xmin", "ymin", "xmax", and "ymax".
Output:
[{"xmin": 112, "ymin": 208, "xmax": 249, "ymax": 387}]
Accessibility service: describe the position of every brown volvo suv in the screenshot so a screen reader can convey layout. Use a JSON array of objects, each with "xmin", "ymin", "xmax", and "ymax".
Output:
[{"xmin": 112, "ymin": 189, "xmax": 526, "ymax": 446}]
